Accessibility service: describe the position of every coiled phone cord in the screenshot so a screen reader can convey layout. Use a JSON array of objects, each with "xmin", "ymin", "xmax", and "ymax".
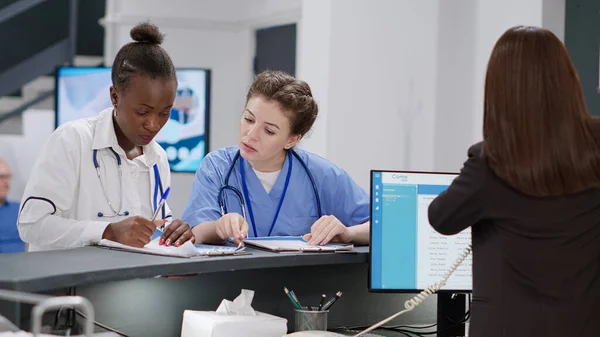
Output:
[{"xmin": 353, "ymin": 245, "xmax": 472, "ymax": 337}]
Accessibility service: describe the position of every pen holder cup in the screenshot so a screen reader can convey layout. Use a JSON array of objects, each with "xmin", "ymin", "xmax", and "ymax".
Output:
[{"xmin": 294, "ymin": 308, "xmax": 329, "ymax": 331}]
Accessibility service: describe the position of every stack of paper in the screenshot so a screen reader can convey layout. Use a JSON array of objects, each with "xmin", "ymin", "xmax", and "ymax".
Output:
[{"xmin": 243, "ymin": 237, "xmax": 353, "ymax": 253}]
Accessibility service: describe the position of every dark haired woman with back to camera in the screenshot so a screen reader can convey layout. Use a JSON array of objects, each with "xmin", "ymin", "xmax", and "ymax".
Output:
[
  {"xmin": 428, "ymin": 26, "xmax": 600, "ymax": 337},
  {"xmin": 18, "ymin": 22, "xmax": 194, "ymax": 251}
]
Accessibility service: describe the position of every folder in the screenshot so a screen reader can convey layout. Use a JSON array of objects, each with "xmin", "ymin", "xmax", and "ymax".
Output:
[{"xmin": 242, "ymin": 236, "xmax": 353, "ymax": 253}]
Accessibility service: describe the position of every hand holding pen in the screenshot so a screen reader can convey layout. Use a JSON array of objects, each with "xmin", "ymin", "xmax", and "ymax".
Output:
[
  {"xmin": 216, "ymin": 213, "xmax": 249, "ymax": 249},
  {"xmin": 154, "ymin": 187, "xmax": 195, "ymax": 246},
  {"xmin": 102, "ymin": 216, "xmax": 167, "ymax": 248}
]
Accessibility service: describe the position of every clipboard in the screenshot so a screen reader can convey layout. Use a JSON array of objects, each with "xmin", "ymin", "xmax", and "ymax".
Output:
[{"xmin": 243, "ymin": 236, "xmax": 353, "ymax": 253}]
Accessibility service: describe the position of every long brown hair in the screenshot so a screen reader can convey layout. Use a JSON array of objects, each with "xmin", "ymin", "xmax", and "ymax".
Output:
[{"xmin": 482, "ymin": 26, "xmax": 600, "ymax": 197}]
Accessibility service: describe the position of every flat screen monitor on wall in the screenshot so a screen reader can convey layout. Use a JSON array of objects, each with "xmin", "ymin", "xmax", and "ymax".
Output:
[{"xmin": 55, "ymin": 66, "xmax": 211, "ymax": 173}]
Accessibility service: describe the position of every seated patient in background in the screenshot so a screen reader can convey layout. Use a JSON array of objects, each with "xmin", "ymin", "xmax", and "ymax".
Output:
[
  {"xmin": 182, "ymin": 71, "xmax": 370, "ymax": 247},
  {"xmin": 0, "ymin": 159, "xmax": 25, "ymax": 253},
  {"xmin": 18, "ymin": 22, "xmax": 193, "ymax": 251},
  {"xmin": 428, "ymin": 26, "xmax": 600, "ymax": 337}
]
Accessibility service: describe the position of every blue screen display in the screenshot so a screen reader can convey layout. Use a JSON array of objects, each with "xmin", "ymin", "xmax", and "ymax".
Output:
[
  {"xmin": 370, "ymin": 171, "xmax": 472, "ymax": 292},
  {"xmin": 55, "ymin": 66, "xmax": 210, "ymax": 173}
]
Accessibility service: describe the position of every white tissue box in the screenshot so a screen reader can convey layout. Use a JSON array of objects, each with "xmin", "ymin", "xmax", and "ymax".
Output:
[{"xmin": 180, "ymin": 310, "xmax": 288, "ymax": 337}]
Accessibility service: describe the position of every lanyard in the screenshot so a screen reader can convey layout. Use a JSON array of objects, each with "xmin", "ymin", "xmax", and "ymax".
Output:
[{"xmin": 240, "ymin": 151, "xmax": 293, "ymax": 237}]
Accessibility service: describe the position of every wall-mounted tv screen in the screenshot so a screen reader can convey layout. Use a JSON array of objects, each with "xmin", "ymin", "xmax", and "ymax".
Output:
[{"xmin": 55, "ymin": 66, "xmax": 211, "ymax": 173}]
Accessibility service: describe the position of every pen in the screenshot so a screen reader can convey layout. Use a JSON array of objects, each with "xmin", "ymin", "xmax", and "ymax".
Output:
[
  {"xmin": 321, "ymin": 291, "xmax": 342, "ymax": 311},
  {"xmin": 285, "ymin": 287, "xmax": 313, "ymax": 330},
  {"xmin": 284, "ymin": 287, "xmax": 301, "ymax": 310},
  {"xmin": 152, "ymin": 187, "xmax": 171, "ymax": 223},
  {"xmin": 227, "ymin": 236, "xmax": 246, "ymax": 251},
  {"xmin": 317, "ymin": 294, "xmax": 326, "ymax": 311},
  {"xmin": 289, "ymin": 290, "xmax": 302, "ymax": 308}
]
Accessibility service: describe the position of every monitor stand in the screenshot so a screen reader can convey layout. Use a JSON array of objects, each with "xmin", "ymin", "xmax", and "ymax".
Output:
[{"xmin": 437, "ymin": 293, "xmax": 467, "ymax": 337}]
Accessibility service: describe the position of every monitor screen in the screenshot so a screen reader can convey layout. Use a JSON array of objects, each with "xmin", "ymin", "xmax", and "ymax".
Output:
[
  {"xmin": 369, "ymin": 170, "xmax": 472, "ymax": 292},
  {"xmin": 55, "ymin": 66, "xmax": 211, "ymax": 173}
]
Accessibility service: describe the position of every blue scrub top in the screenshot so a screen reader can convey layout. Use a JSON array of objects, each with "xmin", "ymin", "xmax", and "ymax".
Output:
[
  {"xmin": 182, "ymin": 146, "xmax": 370, "ymax": 237},
  {"xmin": 0, "ymin": 200, "xmax": 25, "ymax": 253}
]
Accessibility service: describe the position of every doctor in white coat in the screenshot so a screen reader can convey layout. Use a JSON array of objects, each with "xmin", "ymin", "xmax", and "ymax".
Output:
[{"xmin": 18, "ymin": 22, "xmax": 194, "ymax": 251}]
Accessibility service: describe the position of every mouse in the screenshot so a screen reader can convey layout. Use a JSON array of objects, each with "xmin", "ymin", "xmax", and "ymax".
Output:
[{"xmin": 283, "ymin": 332, "xmax": 347, "ymax": 337}]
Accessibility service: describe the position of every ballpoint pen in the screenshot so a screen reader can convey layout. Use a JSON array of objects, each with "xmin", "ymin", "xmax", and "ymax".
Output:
[
  {"xmin": 317, "ymin": 294, "xmax": 326, "ymax": 311},
  {"xmin": 284, "ymin": 287, "xmax": 301, "ymax": 310},
  {"xmin": 153, "ymin": 187, "xmax": 170, "ymax": 243},
  {"xmin": 152, "ymin": 187, "xmax": 170, "ymax": 222},
  {"xmin": 321, "ymin": 291, "xmax": 342, "ymax": 311},
  {"xmin": 227, "ymin": 236, "xmax": 246, "ymax": 251},
  {"xmin": 289, "ymin": 289, "xmax": 303, "ymax": 308}
]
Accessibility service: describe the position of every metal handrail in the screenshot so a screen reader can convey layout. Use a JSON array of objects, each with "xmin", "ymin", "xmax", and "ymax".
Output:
[
  {"xmin": 0, "ymin": 288, "xmax": 95, "ymax": 336},
  {"xmin": 0, "ymin": 0, "xmax": 47, "ymax": 24}
]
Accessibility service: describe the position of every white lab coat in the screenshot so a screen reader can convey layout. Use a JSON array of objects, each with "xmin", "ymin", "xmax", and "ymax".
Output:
[{"xmin": 18, "ymin": 108, "xmax": 173, "ymax": 251}]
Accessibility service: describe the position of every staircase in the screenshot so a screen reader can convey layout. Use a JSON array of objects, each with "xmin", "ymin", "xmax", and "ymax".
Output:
[
  {"xmin": 0, "ymin": 0, "xmax": 105, "ymax": 135},
  {"xmin": 0, "ymin": 55, "xmax": 103, "ymax": 135}
]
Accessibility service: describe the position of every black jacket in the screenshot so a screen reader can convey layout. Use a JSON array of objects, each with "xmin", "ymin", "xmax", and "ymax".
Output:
[{"xmin": 429, "ymin": 142, "xmax": 600, "ymax": 337}]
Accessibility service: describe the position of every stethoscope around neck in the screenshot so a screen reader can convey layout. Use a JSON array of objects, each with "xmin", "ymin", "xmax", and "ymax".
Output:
[
  {"xmin": 218, "ymin": 149, "xmax": 323, "ymax": 237},
  {"xmin": 93, "ymin": 147, "xmax": 165, "ymax": 218},
  {"xmin": 93, "ymin": 148, "xmax": 129, "ymax": 217}
]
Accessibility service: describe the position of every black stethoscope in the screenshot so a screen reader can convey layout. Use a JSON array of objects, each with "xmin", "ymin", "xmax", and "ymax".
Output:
[
  {"xmin": 93, "ymin": 147, "xmax": 166, "ymax": 218},
  {"xmin": 218, "ymin": 149, "xmax": 323, "ymax": 237}
]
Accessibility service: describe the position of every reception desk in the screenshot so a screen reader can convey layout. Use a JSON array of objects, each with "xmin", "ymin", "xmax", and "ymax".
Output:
[{"xmin": 0, "ymin": 246, "xmax": 432, "ymax": 336}]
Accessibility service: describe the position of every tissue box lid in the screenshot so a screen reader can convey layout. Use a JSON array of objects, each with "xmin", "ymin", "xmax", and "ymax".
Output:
[
  {"xmin": 181, "ymin": 310, "xmax": 288, "ymax": 337},
  {"xmin": 183, "ymin": 310, "xmax": 286, "ymax": 323}
]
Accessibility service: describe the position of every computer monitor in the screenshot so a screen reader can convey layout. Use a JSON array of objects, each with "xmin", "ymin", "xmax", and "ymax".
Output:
[
  {"xmin": 54, "ymin": 66, "xmax": 211, "ymax": 173},
  {"xmin": 369, "ymin": 170, "xmax": 472, "ymax": 293}
]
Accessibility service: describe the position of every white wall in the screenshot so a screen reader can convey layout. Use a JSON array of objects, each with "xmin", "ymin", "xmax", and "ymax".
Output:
[
  {"xmin": 470, "ymin": 0, "xmax": 545, "ymax": 147},
  {"xmin": 433, "ymin": 0, "xmax": 564, "ymax": 172},
  {"xmin": 300, "ymin": 0, "xmax": 566, "ymax": 186},
  {"xmin": 298, "ymin": 0, "xmax": 443, "ymax": 322},
  {"xmin": 330, "ymin": 0, "xmax": 439, "ymax": 188},
  {"xmin": 299, "ymin": 0, "xmax": 442, "ymax": 191},
  {"xmin": 295, "ymin": 0, "xmax": 332, "ymax": 158},
  {"xmin": 543, "ymin": 0, "xmax": 566, "ymax": 42},
  {"xmin": 433, "ymin": 0, "xmax": 479, "ymax": 172}
]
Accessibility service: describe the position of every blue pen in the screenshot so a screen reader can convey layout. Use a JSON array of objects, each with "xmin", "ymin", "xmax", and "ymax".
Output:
[{"xmin": 152, "ymin": 187, "xmax": 171, "ymax": 226}]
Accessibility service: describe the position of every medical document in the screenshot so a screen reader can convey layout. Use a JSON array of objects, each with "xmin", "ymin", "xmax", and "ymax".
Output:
[
  {"xmin": 97, "ymin": 234, "xmax": 244, "ymax": 258},
  {"xmin": 243, "ymin": 237, "xmax": 353, "ymax": 253}
]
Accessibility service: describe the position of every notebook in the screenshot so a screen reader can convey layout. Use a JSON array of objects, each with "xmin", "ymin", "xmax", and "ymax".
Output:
[
  {"xmin": 242, "ymin": 237, "xmax": 353, "ymax": 253},
  {"xmin": 95, "ymin": 230, "xmax": 246, "ymax": 258}
]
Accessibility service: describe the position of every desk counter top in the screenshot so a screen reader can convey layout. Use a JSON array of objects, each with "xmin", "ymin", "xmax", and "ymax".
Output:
[{"xmin": 0, "ymin": 246, "xmax": 369, "ymax": 292}]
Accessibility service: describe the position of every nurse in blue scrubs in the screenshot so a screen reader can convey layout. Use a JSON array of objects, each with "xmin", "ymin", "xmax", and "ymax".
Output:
[{"xmin": 181, "ymin": 70, "xmax": 370, "ymax": 246}]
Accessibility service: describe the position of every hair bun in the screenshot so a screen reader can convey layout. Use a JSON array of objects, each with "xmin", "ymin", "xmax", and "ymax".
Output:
[{"xmin": 130, "ymin": 22, "xmax": 164, "ymax": 45}]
